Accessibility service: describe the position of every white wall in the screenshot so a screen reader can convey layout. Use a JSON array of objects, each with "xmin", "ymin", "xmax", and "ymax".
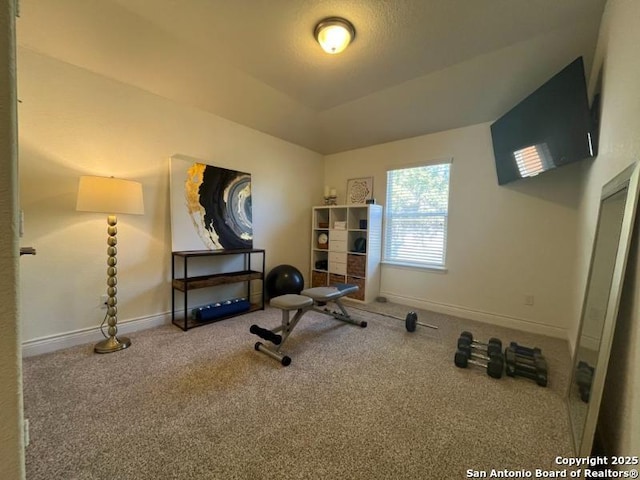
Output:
[
  {"xmin": 18, "ymin": 48, "xmax": 323, "ymax": 346},
  {"xmin": 574, "ymin": 0, "xmax": 640, "ymax": 457},
  {"xmin": 0, "ymin": 0, "xmax": 25, "ymax": 478},
  {"xmin": 325, "ymin": 123, "xmax": 586, "ymax": 338}
]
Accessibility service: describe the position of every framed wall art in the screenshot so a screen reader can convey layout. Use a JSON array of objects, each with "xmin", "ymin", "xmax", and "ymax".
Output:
[
  {"xmin": 170, "ymin": 154, "xmax": 253, "ymax": 251},
  {"xmin": 346, "ymin": 177, "xmax": 373, "ymax": 204}
]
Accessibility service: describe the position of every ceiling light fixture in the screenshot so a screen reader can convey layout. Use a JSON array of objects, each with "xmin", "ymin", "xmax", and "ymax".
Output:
[{"xmin": 314, "ymin": 17, "xmax": 355, "ymax": 54}]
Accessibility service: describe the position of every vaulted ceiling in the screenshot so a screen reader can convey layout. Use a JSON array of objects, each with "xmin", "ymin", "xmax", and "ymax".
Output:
[{"xmin": 17, "ymin": 0, "xmax": 606, "ymax": 154}]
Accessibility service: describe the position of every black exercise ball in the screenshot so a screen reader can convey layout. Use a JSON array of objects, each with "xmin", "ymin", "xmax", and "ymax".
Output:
[{"xmin": 265, "ymin": 264, "xmax": 304, "ymax": 298}]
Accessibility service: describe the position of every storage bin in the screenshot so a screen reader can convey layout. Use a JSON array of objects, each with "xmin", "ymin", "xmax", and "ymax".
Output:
[
  {"xmin": 347, "ymin": 254, "xmax": 366, "ymax": 277},
  {"xmin": 346, "ymin": 276, "xmax": 365, "ymax": 300},
  {"xmin": 312, "ymin": 270, "xmax": 328, "ymax": 287}
]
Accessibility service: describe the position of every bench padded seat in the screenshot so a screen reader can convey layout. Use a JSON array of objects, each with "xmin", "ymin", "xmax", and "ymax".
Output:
[
  {"xmin": 301, "ymin": 283, "xmax": 359, "ymax": 301},
  {"xmin": 270, "ymin": 294, "xmax": 313, "ymax": 311}
]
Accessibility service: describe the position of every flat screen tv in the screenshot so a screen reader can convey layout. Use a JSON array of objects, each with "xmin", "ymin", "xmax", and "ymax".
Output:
[{"xmin": 490, "ymin": 57, "xmax": 595, "ymax": 185}]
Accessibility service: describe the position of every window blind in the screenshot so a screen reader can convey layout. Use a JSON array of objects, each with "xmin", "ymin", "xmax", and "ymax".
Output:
[{"xmin": 384, "ymin": 163, "xmax": 451, "ymax": 266}]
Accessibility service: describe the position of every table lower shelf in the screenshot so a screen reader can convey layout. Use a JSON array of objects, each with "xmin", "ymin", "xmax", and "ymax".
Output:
[
  {"xmin": 172, "ymin": 270, "xmax": 263, "ymax": 291},
  {"xmin": 172, "ymin": 302, "xmax": 264, "ymax": 331}
]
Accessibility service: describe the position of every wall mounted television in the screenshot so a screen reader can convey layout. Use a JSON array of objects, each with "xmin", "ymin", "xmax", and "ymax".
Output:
[{"xmin": 490, "ymin": 57, "xmax": 595, "ymax": 186}]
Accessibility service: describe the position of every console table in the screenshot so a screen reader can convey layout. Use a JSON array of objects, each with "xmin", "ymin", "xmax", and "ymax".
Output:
[{"xmin": 171, "ymin": 249, "xmax": 265, "ymax": 331}]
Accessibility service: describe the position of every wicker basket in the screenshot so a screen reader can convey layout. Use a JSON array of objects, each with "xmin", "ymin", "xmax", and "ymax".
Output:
[
  {"xmin": 346, "ymin": 276, "xmax": 365, "ymax": 300},
  {"xmin": 347, "ymin": 254, "xmax": 366, "ymax": 277},
  {"xmin": 312, "ymin": 270, "xmax": 328, "ymax": 287},
  {"xmin": 329, "ymin": 273, "xmax": 346, "ymax": 286}
]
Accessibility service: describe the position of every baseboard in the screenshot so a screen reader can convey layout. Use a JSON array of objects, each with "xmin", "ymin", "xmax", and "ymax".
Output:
[
  {"xmin": 22, "ymin": 311, "xmax": 172, "ymax": 358},
  {"xmin": 381, "ymin": 292, "xmax": 568, "ymax": 340},
  {"xmin": 576, "ymin": 334, "xmax": 600, "ymax": 352}
]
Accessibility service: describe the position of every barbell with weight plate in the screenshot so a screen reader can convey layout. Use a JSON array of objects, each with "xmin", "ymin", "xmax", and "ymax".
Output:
[{"xmin": 347, "ymin": 305, "xmax": 438, "ymax": 332}]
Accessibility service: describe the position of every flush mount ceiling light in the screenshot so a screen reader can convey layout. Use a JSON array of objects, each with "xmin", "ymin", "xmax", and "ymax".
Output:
[{"xmin": 314, "ymin": 17, "xmax": 356, "ymax": 54}]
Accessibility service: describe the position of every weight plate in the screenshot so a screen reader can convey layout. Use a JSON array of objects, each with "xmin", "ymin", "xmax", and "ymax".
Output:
[
  {"xmin": 405, "ymin": 312, "xmax": 417, "ymax": 332},
  {"xmin": 487, "ymin": 344, "xmax": 502, "ymax": 357},
  {"xmin": 487, "ymin": 360, "xmax": 503, "ymax": 379},
  {"xmin": 460, "ymin": 331, "xmax": 473, "ymax": 342},
  {"xmin": 536, "ymin": 374, "xmax": 547, "ymax": 387},
  {"xmin": 454, "ymin": 350, "xmax": 469, "ymax": 368},
  {"xmin": 458, "ymin": 344, "xmax": 471, "ymax": 356}
]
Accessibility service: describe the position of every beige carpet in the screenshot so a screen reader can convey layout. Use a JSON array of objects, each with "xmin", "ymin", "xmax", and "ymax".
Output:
[{"xmin": 23, "ymin": 302, "xmax": 574, "ymax": 479}]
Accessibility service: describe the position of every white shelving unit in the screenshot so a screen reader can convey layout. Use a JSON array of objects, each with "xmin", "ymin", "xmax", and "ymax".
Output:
[{"xmin": 310, "ymin": 204, "xmax": 382, "ymax": 302}]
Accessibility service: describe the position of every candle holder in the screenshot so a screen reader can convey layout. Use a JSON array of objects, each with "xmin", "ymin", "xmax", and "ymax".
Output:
[{"xmin": 324, "ymin": 195, "xmax": 337, "ymax": 205}]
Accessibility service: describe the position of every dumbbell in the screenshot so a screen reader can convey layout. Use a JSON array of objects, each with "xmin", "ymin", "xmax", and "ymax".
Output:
[
  {"xmin": 509, "ymin": 346, "xmax": 545, "ymax": 369},
  {"xmin": 457, "ymin": 331, "xmax": 502, "ymax": 357},
  {"xmin": 505, "ymin": 346, "xmax": 547, "ymax": 373},
  {"xmin": 509, "ymin": 341, "xmax": 542, "ymax": 357},
  {"xmin": 506, "ymin": 342, "xmax": 547, "ymax": 377},
  {"xmin": 504, "ymin": 346, "xmax": 547, "ymax": 386},
  {"xmin": 454, "ymin": 344, "xmax": 504, "ymax": 379},
  {"xmin": 576, "ymin": 361, "xmax": 594, "ymax": 388},
  {"xmin": 576, "ymin": 361, "xmax": 594, "ymax": 403},
  {"xmin": 505, "ymin": 349, "xmax": 548, "ymax": 380}
]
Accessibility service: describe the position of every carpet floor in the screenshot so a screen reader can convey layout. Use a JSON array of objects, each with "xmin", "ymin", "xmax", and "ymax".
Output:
[{"xmin": 23, "ymin": 302, "xmax": 574, "ymax": 479}]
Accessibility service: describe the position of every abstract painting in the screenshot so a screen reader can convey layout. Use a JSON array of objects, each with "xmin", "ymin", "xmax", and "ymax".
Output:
[{"xmin": 170, "ymin": 155, "xmax": 253, "ymax": 251}]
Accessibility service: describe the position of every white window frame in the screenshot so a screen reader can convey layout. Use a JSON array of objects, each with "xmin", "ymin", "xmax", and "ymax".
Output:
[{"xmin": 382, "ymin": 161, "xmax": 452, "ymax": 270}]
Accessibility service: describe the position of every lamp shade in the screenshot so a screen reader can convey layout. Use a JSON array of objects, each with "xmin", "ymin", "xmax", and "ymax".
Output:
[
  {"xmin": 314, "ymin": 17, "xmax": 355, "ymax": 54},
  {"xmin": 76, "ymin": 176, "xmax": 144, "ymax": 215}
]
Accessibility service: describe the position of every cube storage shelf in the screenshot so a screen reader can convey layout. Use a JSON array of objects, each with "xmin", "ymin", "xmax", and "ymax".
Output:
[
  {"xmin": 311, "ymin": 204, "xmax": 382, "ymax": 303},
  {"xmin": 171, "ymin": 249, "xmax": 265, "ymax": 331}
]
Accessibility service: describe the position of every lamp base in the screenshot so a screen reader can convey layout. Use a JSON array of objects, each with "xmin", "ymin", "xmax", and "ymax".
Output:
[{"xmin": 94, "ymin": 336, "xmax": 131, "ymax": 354}]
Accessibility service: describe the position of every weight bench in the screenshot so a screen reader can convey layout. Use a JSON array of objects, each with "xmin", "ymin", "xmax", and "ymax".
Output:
[{"xmin": 250, "ymin": 283, "xmax": 367, "ymax": 366}]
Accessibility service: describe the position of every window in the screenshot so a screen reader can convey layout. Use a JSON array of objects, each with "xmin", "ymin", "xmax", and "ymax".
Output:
[{"xmin": 384, "ymin": 162, "xmax": 451, "ymax": 267}]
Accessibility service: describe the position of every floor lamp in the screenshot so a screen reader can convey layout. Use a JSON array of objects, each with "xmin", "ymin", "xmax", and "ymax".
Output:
[{"xmin": 76, "ymin": 175, "xmax": 144, "ymax": 354}]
